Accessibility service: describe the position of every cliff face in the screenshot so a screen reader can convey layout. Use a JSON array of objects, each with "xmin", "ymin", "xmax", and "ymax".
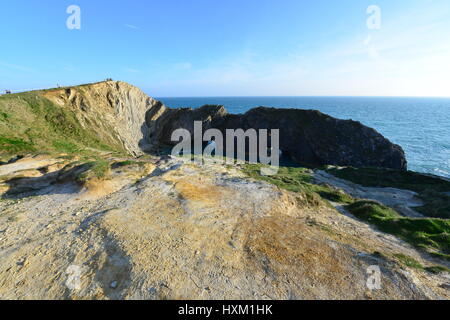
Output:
[
  {"xmin": 19, "ymin": 81, "xmax": 406, "ymax": 170},
  {"xmin": 43, "ymin": 81, "xmax": 161, "ymax": 156},
  {"xmin": 145, "ymin": 105, "xmax": 407, "ymax": 170},
  {"xmin": 144, "ymin": 104, "xmax": 227, "ymax": 149}
]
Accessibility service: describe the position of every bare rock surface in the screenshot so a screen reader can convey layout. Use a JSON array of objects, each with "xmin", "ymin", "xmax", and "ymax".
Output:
[
  {"xmin": 313, "ymin": 170, "xmax": 425, "ymax": 218},
  {"xmin": 0, "ymin": 155, "xmax": 448, "ymax": 300}
]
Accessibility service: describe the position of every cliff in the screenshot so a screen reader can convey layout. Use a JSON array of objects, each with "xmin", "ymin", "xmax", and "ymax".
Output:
[
  {"xmin": 145, "ymin": 105, "xmax": 407, "ymax": 170},
  {"xmin": 42, "ymin": 81, "xmax": 161, "ymax": 156},
  {"xmin": 0, "ymin": 81, "xmax": 160, "ymax": 159},
  {"xmin": 0, "ymin": 81, "xmax": 406, "ymax": 170}
]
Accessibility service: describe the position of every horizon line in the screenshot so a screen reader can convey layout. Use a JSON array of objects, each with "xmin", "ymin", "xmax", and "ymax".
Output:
[{"xmin": 154, "ymin": 95, "xmax": 450, "ymax": 99}]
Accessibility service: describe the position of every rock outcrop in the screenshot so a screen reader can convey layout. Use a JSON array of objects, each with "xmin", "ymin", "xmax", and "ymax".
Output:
[
  {"xmin": 145, "ymin": 105, "xmax": 407, "ymax": 170},
  {"xmin": 43, "ymin": 81, "xmax": 161, "ymax": 156}
]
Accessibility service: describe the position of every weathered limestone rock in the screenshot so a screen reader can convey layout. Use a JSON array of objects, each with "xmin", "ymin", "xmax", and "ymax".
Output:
[{"xmin": 43, "ymin": 81, "xmax": 161, "ymax": 156}]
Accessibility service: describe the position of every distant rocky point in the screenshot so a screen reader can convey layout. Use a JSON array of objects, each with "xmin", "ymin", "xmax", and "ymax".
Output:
[{"xmin": 146, "ymin": 103, "xmax": 407, "ymax": 170}]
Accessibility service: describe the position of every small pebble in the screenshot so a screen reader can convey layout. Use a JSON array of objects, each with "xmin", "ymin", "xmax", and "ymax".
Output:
[{"xmin": 110, "ymin": 281, "xmax": 118, "ymax": 289}]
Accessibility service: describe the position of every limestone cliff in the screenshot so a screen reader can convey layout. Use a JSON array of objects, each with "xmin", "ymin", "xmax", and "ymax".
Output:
[{"xmin": 42, "ymin": 81, "xmax": 161, "ymax": 156}]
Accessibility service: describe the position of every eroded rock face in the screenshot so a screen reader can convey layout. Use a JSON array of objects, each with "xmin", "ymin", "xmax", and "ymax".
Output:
[
  {"xmin": 145, "ymin": 104, "xmax": 227, "ymax": 149},
  {"xmin": 146, "ymin": 105, "xmax": 407, "ymax": 170},
  {"xmin": 43, "ymin": 81, "xmax": 162, "ymax": 156}
]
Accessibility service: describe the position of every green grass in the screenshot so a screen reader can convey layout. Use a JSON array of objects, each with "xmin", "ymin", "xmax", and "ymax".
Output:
[
  {"xmin": 0, "ymin": 135, "xmax": 35, "ymax": 153},
  {"xmin": 242, "ymin": 163, "xmax": 354, "ymax": 207},
  {"xmin": 0, "ymin": 91, "xmax": 126, "ymax": 158},
  {"xmin": 20, "ymin": 94, "xmax": 116, "ymax": 151},
  {"xmin": 0, "ymin": 112, "xmax": 10, "ymax": 121},
  {"xmin": 74, "ymin": 159, "xmax": 111, "ymax": 183},
  {"xmin": 393, "ymin": 253, "xmax": 424, "ymax": 269},
  {"xmin": 424, "ymin": 265, "xmax": 450, "ymax": 274},
  {"xmin": 327, "ymin": 167, "xmax": 450, "ymax": 218},
  {"xmin": 52, "ymin": 140, "xmax": 80, "ymax": 153},
  {"xmin": 346, "ymin": 200, "xmax": 450, "ymax": 261},
  {"xmin": 90, "ymin": 160, "xmax": 110, "ymax": 179},
  {"xmin": 392, "ymin": 253, "xmax": 450, "ymax": 274}
]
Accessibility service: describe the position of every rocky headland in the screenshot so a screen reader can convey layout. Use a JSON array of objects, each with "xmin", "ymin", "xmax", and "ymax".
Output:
[{"xmin": 145, "ymin": 101, "xmax": 407, "ymax": 170}]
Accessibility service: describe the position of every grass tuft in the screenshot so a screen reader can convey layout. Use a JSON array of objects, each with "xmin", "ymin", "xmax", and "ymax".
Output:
[
  {"xmin": 346, "ymin": 200, "xmax": 450, "ymax": 260},
  {"xmin": 75, "ymin": 159, "xmax": 110, "ymax": 183},
  {"xmin": 393, "ymin": 253, "xmax": 424, "ymax": 269},
  {"xmin": 0, "ymin": 135, "xmax": 35, "ymax": 153}
]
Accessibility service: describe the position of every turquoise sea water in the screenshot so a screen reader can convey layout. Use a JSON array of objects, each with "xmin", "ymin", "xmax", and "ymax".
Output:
[{"xmin": 156, "ymin": 96, "xmax": 450, "ymax": 178}]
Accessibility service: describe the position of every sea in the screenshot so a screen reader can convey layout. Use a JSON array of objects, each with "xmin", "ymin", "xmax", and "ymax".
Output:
[{"xmin": 156, "ymin": 96, "xmax": 450, "ymax": 179}]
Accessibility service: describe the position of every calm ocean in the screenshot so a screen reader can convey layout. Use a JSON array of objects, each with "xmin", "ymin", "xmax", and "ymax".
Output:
[{"xmin": 156, "ymin": 96, "xmax": 450, "ymax": 179}]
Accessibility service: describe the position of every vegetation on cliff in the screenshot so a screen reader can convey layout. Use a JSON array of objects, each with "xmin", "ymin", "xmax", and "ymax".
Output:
[
  {"xmin": 327, "ymin": 167, "xmax": 450, "ymax": 219},
  {"xmin": 244, "ymin": 163, "xmax": 450, "ymax": 266},
  {"xmin": 0, "ymin": 91, "xmax": 123, "ymax": 161},
  {"xmin": 242, "ymin": 164, "xmax": 353, "ymax": 206},
  {"xmin": 346, "ymin": 200, "xmax": 450, "ymax": 261}
]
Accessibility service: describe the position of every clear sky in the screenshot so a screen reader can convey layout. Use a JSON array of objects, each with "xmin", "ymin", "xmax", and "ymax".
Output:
[{"xmin": 0, "ymin": 0, "xmax": 449, "ymax": 97}]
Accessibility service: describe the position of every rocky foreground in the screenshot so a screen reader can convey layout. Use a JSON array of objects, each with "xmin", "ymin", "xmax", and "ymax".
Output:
[{"xmin": 0, "ymin": 154, "xmax": 448, "ymax": 300}]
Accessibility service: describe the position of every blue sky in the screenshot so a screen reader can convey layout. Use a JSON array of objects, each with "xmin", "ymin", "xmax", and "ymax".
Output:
[{"xmin": 0, "ymin": 0, "xmax": 449, "ymax": 97}]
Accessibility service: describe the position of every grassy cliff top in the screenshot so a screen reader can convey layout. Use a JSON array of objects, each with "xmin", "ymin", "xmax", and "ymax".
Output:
[{"xmin": 0, "ymin": 82, "xmax": 137, "ymax": 162}]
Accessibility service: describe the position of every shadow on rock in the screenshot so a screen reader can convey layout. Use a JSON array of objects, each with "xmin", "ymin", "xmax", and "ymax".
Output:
[{"xmin": 1, "ymin": 163, "xmax": 94, "ymax": 199}]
